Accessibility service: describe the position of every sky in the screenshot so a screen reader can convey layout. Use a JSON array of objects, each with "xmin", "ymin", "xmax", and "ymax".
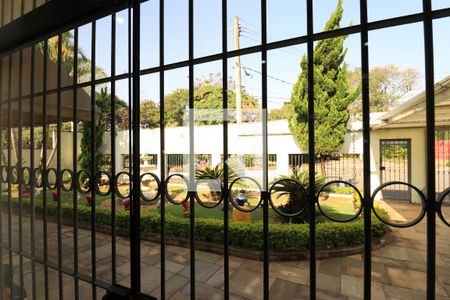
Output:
[{"xmin": 75, "ymin": 0, "xmax": 450, "ymax": 110}]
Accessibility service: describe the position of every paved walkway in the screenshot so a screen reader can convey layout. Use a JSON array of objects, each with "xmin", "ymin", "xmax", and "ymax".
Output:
[{"xmin": 3, "ymin": 202, "xmax": 450, "ymax": 299}]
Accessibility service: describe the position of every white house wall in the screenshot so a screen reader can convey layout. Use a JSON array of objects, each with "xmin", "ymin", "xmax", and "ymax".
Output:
[
  {"xmin": 370, "ymin": 127, "xmax": 426, "ymax": 203},
  {"xmin": 99, "ymin": 120, "xmax": 364, "ymax": 180}
]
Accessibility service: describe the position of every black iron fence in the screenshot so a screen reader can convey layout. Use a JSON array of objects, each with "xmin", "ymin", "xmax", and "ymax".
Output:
[{"xmin": 0, "ymin": 0, "xmax": 449, "ymax": 299}]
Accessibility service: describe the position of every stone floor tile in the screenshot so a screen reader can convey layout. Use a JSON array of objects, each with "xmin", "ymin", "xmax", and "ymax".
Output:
[
  {"xmin": 181, "ymin": 281, "xmax": 225, "ymax": 300},
  {"xmin": 205, "ymin": 267, "xmax": 236, "ymax": 288},
  {"xmin": 150, "ymin": 274, "xmax": 190, "ymax": 299},
  {"xmin": 386, "ymin": 266, "xmax": 448, "ymax": 296},
  {"xmin": 340, "ymin": 275, "xmax": 386, "ymax": 299},
  {"xmin": 229, "ymin": 268, "xmax": 275, "ymax": 299},
  {"xmin": 383, "ymin": 283, "xmax": 426, "ymax": 300},
  {"xmin": 379, "ymin": 245, "xmax": 424, "ymax": 263},
  {"xmin": 139, "ymin": 265, "xmax": 167, "ymax": 295},
  {"xmin": 178, "ymin": 260, "xmax": 221, "ymax": 283},
  {"xmin": 155, "ymin": 260, "xmax": 185, "ymax": 274},
  {"xmin": 197, "ymin": 250, "xmax": 223, "ymax": 264},
  {"xmin": 168, "ymin": 291, "xmax": 190, "ymax": 300},
  {"xmin": 294, "ymin": 284, "xmax": 348, "ymax": 300},
  {"xmin": 268, "ymin": 262, "xmax": 309, "ymax": 285},
  {"xmin": 316, "ymin": 272, "xmax": 341, "ymax": 294},
  {"xmin": 318, "ymin": 257, "xmax": 342, "ymax": 277},
  {"xmin": 269, "ymin": 278, "xmax": 298, "ymax": 299}
]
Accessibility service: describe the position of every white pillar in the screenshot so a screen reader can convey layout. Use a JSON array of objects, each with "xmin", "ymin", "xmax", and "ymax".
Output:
[
  {"xmin": 277, "ymin": 153, "xmax": 290, "ymax": 176},
  {"xmin": 211, "ymin": 153, "xmax": 221, "ymax": 167}
]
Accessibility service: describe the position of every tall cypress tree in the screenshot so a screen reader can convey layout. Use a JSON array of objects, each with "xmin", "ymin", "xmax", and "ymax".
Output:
[{"xmin": 288, "ymin": 0, "xmax": 358, "ymax": 174}]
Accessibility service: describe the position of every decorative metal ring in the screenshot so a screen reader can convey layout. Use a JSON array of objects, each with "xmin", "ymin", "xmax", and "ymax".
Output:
[
  {"xmin": 316, "ymin": 180, "xmax": 364, "ymax": 223},
  {"xmin": 9, "ymin": 166, "xmax": 19, "ymax": 184},
  {"xmin": 437, "ymin": 187, "xmax": 450, "ymax": 227},
  {"xmin": 20, "ymin": 167, "xmax": 32, "ymax": 186},
  {"xmin": 60, "ymin": 169, "xmax": 74, "ymax": 192},
  {"xmin": 0, "ymin": 166, "xmax": 8, "ymax": 183},
  {"xmin": 94, "ymin": 171, "xmax": 112, "ymax": 196},
  {"xmin": 269, "ymin": 178, "xmax": 308, "ymax": 217},
  {"xmin": 229, "ymin": 176, "xmax": 263, "ymax": 213},
  {"xmin": 114, "ymin": 171, "xmax": 131, "ymax": 199},
  {"xmin": 75, "ymin": 169, "xmax": 91, "ymax": 194},
  {"xmin": 164, "ymin": 174, "xmax": 189, "ymax": 205},
  {"xmin": 371, "ymin": 181, "xmax": 426, "ymax": 228},
  {"xmin": 194, "ymin": 176, "xmax": 223, "ymax": 208},
  {"xmin": 140, "ymin": 172, "xmax": 161, "ymax": 202},
  {"xmin": 44, "ymin": 168, "xmax": 58, "ymax": 190},
  {"xmin": 33, "ymin": 168, "xmax": 44, "ymax": 188}
]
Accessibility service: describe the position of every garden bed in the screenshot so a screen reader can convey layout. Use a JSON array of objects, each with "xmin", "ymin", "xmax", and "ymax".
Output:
[{"xmin": 3, "ymin": 192, "xmax": 389, "ymax": 260}]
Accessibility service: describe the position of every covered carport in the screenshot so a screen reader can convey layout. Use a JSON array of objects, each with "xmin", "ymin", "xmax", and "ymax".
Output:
[{"xmin": 0, "ymin": 46, "xmax": 98, "ymax": 167}]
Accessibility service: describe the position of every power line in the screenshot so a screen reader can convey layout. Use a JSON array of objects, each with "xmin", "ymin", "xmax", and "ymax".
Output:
[
  {"xmin": 245, "ymin": 86, "xmax": 291, "ymax": 97},
  {"xmin": 242, "ymin": 66, "xmax": 295, "ymax": 86},
  {"xmin": 239, "ymin": 19, "xmax": 362, "ymax": 70}
]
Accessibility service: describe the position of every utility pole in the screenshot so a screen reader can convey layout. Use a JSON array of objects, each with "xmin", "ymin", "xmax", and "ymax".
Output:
[{"xmin": 234, "ymin": 15, "xmax": 243, "ymax": 123}]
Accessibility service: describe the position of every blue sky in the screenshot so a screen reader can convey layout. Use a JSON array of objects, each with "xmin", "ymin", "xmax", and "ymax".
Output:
[{"xmin": 76, "ymin": 0, "xmax": 450, "ymax": 109}]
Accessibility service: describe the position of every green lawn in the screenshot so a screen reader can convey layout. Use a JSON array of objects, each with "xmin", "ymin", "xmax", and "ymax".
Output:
[{"xmin": 5, "ymin": 189, "xmax": 363, "ymax": 224}]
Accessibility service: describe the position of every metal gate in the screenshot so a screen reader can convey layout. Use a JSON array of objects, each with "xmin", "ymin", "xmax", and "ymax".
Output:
[
  {"xmin": 380, "ymin": 139, "xmax": 411, "ymax": 201},
  {"xmin": 0, "ymin": 0, "xmax": 449, "ymax": 300}
]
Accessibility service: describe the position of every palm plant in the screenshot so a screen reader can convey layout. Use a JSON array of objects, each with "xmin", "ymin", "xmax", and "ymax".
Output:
[
  {"xmin": 195, "ymin": 164, "xmax": 238, "ymax": 182},
  {"xmin": 271, "ymin": 167, "xmax": 330, "ymax": 223},
  {"xmin": 195, "ymin": 164, "xmax": 238, "ymax": 203},
  {"xmin": 37, "ymin": 32, "xmax": 107, "ymax": 82}
]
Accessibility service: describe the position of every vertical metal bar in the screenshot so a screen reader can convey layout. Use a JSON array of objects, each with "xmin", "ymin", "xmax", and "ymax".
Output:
[
  {"xmin": 42, "ymin": 39, "xmax": 49, "ymax": 300},
  {"xmin": 90, "ymin": 20, "xmax": 98, "ymax": 299},
  {"xmin": 260, "ymin": 0, "xmax": 269, "ymax": 299},
  {"xmin": 30, "ymin": 44, "xmax": 37, "ymax": 300},
  {"xmin": 18, "ymin": 46, "xmax": 25, "ymax": 300},
  {"xmin": 359, "ymin": 0, "xmax": 372, "ymax": 298},
  {"xmin": 0, "ymin": 46, "xmax": 4, "ymax": 300},
  {"xmin": 306, "ymin": 0, "xmax": 316, "ymax": 298},
  {"xmin": 127, "ymin": 11, "xmax": 133, "ymax": 293},
  {"xmin": 110, "ymin": 12, "xmax": 117, "ymax": 285},
  {"xmin": 221, "ymin": 0, "xmax": 229, "ymax": 298},
  {"xmin": 159, "ymin": 0, "xmax": 166, "ymax": 297},
  {"xmin": 408, "ymin": 140, "xmax": 412, "ymax": 200},
  {"xmin": 7, "ymin": 53, "xmax": 14, "ymax": 300},
  {"xmin": 188, "ymin": 0, "xmax": 196, "ymax": 298},
  {"xmin": 56, "ymin": 32, "xmax": 64, "ymax": 300},
  {"xmin": 131, "ymin": 0, "xmax": 141, "ymax": 294},
  {"xmin": 422, "ymin": 0, "xmax": 436, "ymax": 298},
  {"xmin": 442, "ymin": 131, "xmax": 444, "ymax": 192},
  {"xmin": 72, "ymin": 27, "xmax": 80, "ymax": 300},
  {"xmin": 30, "ymin": 2, "xmax": 38, "ymax": 297},
  {"xmin": 437, "ymin": 131, "xmax": 440, "ymax": 192}
]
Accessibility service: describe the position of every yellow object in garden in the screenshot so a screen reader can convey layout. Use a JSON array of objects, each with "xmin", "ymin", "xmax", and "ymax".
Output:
[{"xmin": 232, "ymin": 207, "xmax": 251, "ymax": 223}]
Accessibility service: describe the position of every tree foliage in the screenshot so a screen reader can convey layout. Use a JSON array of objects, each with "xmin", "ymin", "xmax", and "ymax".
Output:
[
  {"xmin": 140, "ymin": 100, "xmax": 160, "ymax": 128},
  {"xmin": 268, "ymin": 104, "xmax": 289, "ymax": 121},
  {"xmin": 78, "ymin": 88, "xmax": 127, "ymax": 170},
  {"xmin": 38, "ymin": 32, "xmax": 107, "ymax": 82},
  {"xmin": 138, "ymin": 74, "xmax": 259, "ymax": 128},
  {"xmin": 288, "ymin": 0, "xmax": 358, "ymax": 172},
  {"xmin": 348, "ymin": 64, "xmax": 420, "ymax": 113}
]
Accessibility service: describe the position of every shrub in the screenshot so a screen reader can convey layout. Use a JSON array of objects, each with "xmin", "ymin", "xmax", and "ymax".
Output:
[
  {"xmin": 4, "ymin": 196, "xmax": 388, "ymax": 252},
  {"xmin": 332, "ymin": 186, "xmax": 355, "ymax": 194}
]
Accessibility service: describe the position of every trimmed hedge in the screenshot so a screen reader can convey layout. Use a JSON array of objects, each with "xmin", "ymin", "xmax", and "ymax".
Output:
[{"xmin": 4, "ymin": 196, "xmax": 388, "ymax": 252}]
